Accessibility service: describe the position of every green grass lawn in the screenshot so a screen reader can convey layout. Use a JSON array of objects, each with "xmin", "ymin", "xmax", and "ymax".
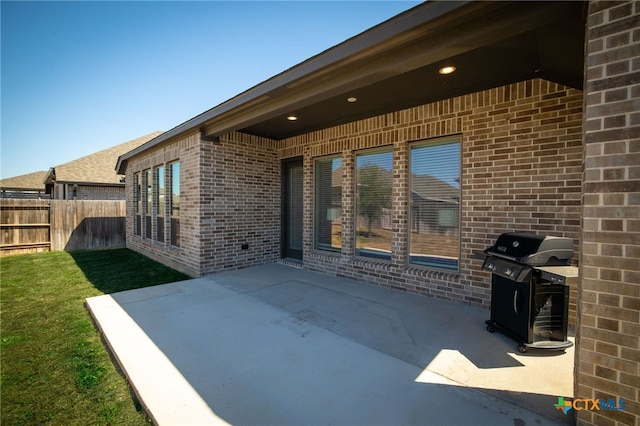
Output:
[{"xmin": 0, "ymin": 248, "xmax": 191, "ymax": 425}]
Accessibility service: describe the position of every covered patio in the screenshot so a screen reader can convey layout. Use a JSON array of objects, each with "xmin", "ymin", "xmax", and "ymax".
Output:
[{"xmin": 87, "ymin": 263, "xmax": 574, "ymax": 425}]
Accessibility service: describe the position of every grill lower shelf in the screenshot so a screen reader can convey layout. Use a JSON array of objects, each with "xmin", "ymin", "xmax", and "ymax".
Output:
[{"xmin": 486, "ymin": 276, "xmax": 572, "ymax": 353}]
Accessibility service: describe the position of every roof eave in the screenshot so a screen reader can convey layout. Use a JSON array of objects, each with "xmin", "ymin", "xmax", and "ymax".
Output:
[
  {"xmin": 53, "ymin": 180, "xmax": 125, "ymax": 187},
  {"xmin": 0, "ymin": 188, "xmax": 45, "ymax": 192},
  {"xmin": 115, "ymin": 0, "xmax": 472, "ymax": 174}
]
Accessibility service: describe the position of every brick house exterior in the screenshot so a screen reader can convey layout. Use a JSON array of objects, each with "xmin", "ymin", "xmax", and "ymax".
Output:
[
  {"xmin": 123, "ymin": 81, "xmax": 583, "ymax": 302},
  {"xmin": 118, "ymin": 2, "xmax": 639, "ymax": 425}
]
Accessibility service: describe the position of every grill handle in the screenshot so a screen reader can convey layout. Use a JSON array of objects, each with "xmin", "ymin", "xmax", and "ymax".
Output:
[{"xmin": 514, "ymin": 290, "xmax": 521, "ymax": 313}]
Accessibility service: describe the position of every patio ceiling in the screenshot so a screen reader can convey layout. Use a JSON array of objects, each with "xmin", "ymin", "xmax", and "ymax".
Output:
[{"xmin": 203, "ymin": 1, "xmax": 587, "ymax": 141}]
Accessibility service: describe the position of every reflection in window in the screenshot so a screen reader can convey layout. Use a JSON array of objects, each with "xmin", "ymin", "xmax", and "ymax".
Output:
[
  {"xmin": 314, "ymin": 156, "xmax": 342, "ymax": 252},
  {"xmin": 145, "ymin": 169, "xmax": 152, "ymax": 238},
  {"xmin": 134, "ymin": 173, "xmax": 141, "ymax": 236},
  {"xmin": 156, "ymin": 166, "xmax": 165, "ymax": 243},
  {"xmin": 170, "ymin": 162, "xmax": 180, "ymax": 247},
  {"xmin": 409, "ymin": 139, "xmax": 460, "ymax": 270},
  {"xmin": 356, "ymin": 150, "xmax": 392, "ymax": 260}
]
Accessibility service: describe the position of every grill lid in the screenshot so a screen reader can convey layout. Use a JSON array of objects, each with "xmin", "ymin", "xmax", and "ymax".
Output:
[{"xmin": 484, "ymin": 232, "xmax": 574, "ymax": 266}]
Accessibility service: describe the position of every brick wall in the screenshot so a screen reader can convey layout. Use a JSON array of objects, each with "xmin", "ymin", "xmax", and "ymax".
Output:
[
  {"xmin": 576, "ymin": 1, "xmax": 640, "ymax": 425},
  {"xmin": 197, "ymin": 132, "xmax": 280, "ymax": 275},
  {"xmin": 125, "ymin": 131, "xmax": 201, "ymax": 276},
  {"xmin": 52, "ymin": 183, "xmax": 125, "ymax": 200},
  {"xmin": 125, "ymin": 130, "xmax": 281, "ymax": 277},
  {"xmin": 282, "ymin": 78, "xmax": 583, "ymax": 316},
  {"xmin": 76, "ymin": 185, "xmax": 124, "ymax": 200}
]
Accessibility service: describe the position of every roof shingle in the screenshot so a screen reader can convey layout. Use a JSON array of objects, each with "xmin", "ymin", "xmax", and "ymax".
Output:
[
  {"xmin": 46, "ymin": 131, "xmax": 163, "ymax": 185},
  {"xmin": 0, "ymin": 170, "xmax": 49, "ymax": 191}
]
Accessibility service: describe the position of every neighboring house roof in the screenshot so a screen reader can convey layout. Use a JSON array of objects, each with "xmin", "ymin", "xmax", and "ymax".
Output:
[
  {"xmin": 116, "ymin": 0, "xmax": 586, "ymax": 174},
  {"xmin": 46, "ymin": 131, "xmax": 163, "ymax": 185},
  {"xmin": 332, "ymin": 165, "xmax": 458, "ymax": 204},
  {"xmin": 411, "ymin": 174, "xmax": 459, "ymax": 205},
  {"xmin": 0, "ymin": 171, "xmax": 48, "ymax": 192}
]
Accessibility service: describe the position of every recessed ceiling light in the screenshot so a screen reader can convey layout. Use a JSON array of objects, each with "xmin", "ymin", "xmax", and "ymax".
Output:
[
  {"xmin": 286, "ymin": 114, "xmax": 298, "ymax": 121},
  {"xmin": 439, "ymin": 66, "xmax": 456, "ymax": 75},
  {"xmin": 347, "ymin": 97, "xmax": 357, "ymax": 103}
]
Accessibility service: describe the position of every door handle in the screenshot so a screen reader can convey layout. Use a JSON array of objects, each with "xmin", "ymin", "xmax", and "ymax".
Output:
[{"xmin": 513, "ymin": 289, "xmax": 521, "ymax": 313}]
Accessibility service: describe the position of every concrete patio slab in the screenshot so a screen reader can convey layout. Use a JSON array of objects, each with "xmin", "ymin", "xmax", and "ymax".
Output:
[{"xmin": 86, "ymin": 263, "xmax": 575, "ymax": 425}]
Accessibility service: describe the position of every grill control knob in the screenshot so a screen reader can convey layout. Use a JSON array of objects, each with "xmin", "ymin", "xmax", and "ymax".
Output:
[
  {"xmin": 504, "ymin": 267, "xmax": 513, "ymax": 276},
  {"xmin": 486, "ymin": 262, "xmax": 495, "ymax": 270}
]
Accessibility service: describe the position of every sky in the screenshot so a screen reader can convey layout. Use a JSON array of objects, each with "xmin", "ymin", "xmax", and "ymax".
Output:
[{"xmin": 1, "ymin": 0, "xmax": 420, "ymax": 179}]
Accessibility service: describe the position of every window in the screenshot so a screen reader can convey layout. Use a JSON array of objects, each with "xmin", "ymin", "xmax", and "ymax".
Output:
[
  {"xmin": 155, "ymin": 166, "xmax": 165, "ymax": 243},
  {"xmin": 356, "ymin": 150, "xmax": 392, "ymax": 260},
  {"xmin": 170, "ymin": 162, "xmax": 180, "ymax": 247},
  {"xmin": 134, "ymin": 173, "xmax": 141, "ymax": 236},
  {"xmin": 145, "ymin": 169, "xmax": 152, "ymax": 239},
  {"xmin": 409, "ymin": 138, "xmax": 460, "ymax": 270},
  {"xmin": 314, "ymin": 156, "xmax": 342, "ymax": 252}
]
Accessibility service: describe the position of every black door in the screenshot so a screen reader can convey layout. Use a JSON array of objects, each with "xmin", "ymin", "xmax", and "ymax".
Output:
[
  {"xmin": 282, "ymin": 159, "xmax": 303, "ymax": 260},
  {"xmin": 491, "ymin": 276, "xmax": 532, "ymax": 343}
]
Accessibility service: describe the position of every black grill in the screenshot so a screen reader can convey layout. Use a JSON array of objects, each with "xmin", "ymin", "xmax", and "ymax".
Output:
[{"xmin": 480, "ymin": 232, "xmax": 577, "ymax": 353}]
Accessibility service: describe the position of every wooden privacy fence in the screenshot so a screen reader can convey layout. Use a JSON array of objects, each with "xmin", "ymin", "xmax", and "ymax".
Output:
[
  {"xmin": 0, "ymin": 199, "xmax": 126, "ymax": 257},
  {"xmin": 0, "ymin": 199, "xmax": 50, "ymax": 256}
]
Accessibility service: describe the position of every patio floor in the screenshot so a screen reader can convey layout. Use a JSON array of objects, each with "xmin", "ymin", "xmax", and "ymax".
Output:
[{"xmin": 86, "ymin": 263, "xmax": 575, "ymax": 425}]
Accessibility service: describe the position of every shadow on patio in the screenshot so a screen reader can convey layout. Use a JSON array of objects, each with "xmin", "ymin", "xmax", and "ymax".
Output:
[{"xmin": 86, "ymin": 263, "xmax": 575, "ymax": 425}]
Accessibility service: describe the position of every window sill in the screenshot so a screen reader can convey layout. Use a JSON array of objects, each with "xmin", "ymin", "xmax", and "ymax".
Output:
[{"xmin": 404, "ymin": 263, "xmax": 460, "ymax": 279}]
